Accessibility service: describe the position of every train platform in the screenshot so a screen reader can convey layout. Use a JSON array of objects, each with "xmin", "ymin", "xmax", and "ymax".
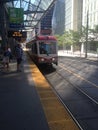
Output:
[{"xmin": 0, "ymin": 50, "xmax": 80, "ymax": 130}]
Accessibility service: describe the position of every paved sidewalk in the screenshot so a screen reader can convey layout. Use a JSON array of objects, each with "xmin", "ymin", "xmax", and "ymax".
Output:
[{"xmin": 58, "ymin": 50, "xmax": 98, "ymax": 61}]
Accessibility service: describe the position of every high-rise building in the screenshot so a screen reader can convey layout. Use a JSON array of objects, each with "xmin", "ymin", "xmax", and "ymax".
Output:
[
  {"xmin": 52, "ymin": 0, "xmax": 65, "ymax": 35},
  {"xmin": 40, "ymin": 6, "xmax": 54, "ymax": 35},
  {"xmin": 65, "ymin": 0, "xmax": 83, "ymax": 31},
  {"xmin": 52, "ymin": 0, "xmax": 83, "ymax": 34},
  {"xmin": 82, "ymin": 0, "xmax": 98, "ymax": 29},
  {"xmin": 82, "ymin": 0, "xmax": 98, "ymax": 53}
]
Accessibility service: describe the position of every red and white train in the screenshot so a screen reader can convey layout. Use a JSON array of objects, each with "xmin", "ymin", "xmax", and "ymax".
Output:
[{"xmin": 26, "ymin": 35, "xmax": 58, "ymax": 65}]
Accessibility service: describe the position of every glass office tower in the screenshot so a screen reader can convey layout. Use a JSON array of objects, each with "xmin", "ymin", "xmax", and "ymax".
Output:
[
  {"xmin": 52, "ymin": 0, "xmax": 65, "ymax": 35},
  {"xmin": 65, "ymin": 0, "xmax": 83, "ymax": 31},
  {"xmin": 52, "ymin": 0, "xmax": 83, "ymax": 34},
  {"xmin": 40, "ymin": 6, "xmax": 54, "ymax": 35},
  {"xmin": 82, "ymin": 0, "xmax": 98, "ymax": 53},
  {"xmin": 82, "ymin": 0, "xmax": 98, "ymax": 29}
]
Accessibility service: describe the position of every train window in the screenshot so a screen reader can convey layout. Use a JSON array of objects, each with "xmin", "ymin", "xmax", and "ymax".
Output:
[
  {"xmin": 49, "ymin": 42, "xmax": 56, "ymax": 54},
  {"xmin": 34, "ymin": 42, "xmax": 37, "ymax": 54},
  {"xmin": 39, "ymin": 42, "xmax": 47, "ymax": 54},
  {"xmin": 32, "ymin": 42, "xmax": 37, "ymax": 54},
  {"xmin": 39, "ymin": 41, "xmax": 56, "ymax": 54}
]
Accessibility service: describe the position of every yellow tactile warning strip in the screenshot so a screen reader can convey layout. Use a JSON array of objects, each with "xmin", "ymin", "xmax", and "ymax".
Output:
[{"xmin": 27, "ymin": 54, "xmax": 80, "ymax": 130}]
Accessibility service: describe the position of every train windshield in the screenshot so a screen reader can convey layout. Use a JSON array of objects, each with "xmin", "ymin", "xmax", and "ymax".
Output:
[{"xmin": 39, "ymin": 41, "xmax": 56, "ymax": 54}]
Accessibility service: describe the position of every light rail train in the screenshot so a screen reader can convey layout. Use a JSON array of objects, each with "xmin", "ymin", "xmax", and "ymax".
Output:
[{"xmin": 26, "ymin": 35, "xmax": 58, "ymax": 65}]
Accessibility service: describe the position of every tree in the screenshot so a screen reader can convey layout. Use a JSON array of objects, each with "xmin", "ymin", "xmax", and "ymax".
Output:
[
  {"xmin": 55, "ymin": 34, "xmax": 64, "ymax": 49},
  {"xmin": 55, "ymin": 30, "xmax": 82, "ymax": 52}
]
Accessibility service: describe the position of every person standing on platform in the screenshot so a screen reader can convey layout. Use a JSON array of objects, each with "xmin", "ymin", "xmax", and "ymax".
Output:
[
  {"xmin": 14, "ymin": 43, "xmax": 23, "ymax": 72},
  {"xmin": 8, "ymin": 47, "xmax": 12, "ymax": 62},
  {"xmin": 2, "ymin": 47, "xmax": 11, "ymax": 70}
]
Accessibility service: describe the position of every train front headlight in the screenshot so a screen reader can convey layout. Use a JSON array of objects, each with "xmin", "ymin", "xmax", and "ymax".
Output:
[
  {"xmin": 41, "ymin": 58, "xmax": 44, "ymax": 61},
  {"xmin": 52, "ymin": 58, "xmax": 55, "ymax": 61}
]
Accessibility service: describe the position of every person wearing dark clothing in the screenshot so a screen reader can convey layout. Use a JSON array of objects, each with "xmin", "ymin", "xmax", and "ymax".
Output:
[
  {"xmin": 15, "ymin": 43, "xmax": 23, "ymax": 72},
  {"xmin": 3, "ymin": 47, "xmax": 11, "ymax": 69},
  {"xmin": 8, "ymin": 47, "xmax": 13, "ymax": 62}
]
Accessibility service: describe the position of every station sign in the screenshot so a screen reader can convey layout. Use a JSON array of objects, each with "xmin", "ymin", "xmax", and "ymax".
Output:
[
  {"xmin": 9, "ymin": 23, "xmax": 24, "ymax": 28},
  {"xmin": 8, "ymin": 7, "xmax": 24, "ymax": 28},
  {"xmin": 40, "ymin": 29, "xmax": 52, "ymax": 35},
  {"xmin": 13, "ymin": 31, "xmax": 22, "ymax": 37},
  {"xmin": 8, "ymin": 30, "xmax": 27, "ymax": 38}
]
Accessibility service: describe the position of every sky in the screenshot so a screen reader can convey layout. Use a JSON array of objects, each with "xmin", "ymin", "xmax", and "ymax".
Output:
[{"xmin": 14, "ymin": 0, "xmax": 36, "ymax": 8}]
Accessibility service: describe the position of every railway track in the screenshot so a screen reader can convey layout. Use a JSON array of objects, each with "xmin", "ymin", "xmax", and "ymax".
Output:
[
  {"xmin": 41, "ymin": 58, "xmax": 98, "ymax": 130},
  {"xmin": 59, "ymin": 63, "xmax": 98, "ymax": 105},
  {"xmin": 27, "ymin": 53, "xmax": 81, "ymax": 130}
]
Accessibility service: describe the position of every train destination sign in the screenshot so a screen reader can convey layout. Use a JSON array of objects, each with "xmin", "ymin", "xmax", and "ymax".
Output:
[
  {"xmin": 8, "ymin": 30, "xmax": 27, "ymax": 38},
  {"xmin": 12, "ymin": 31, "xmax": 22, "ymax": 37}
]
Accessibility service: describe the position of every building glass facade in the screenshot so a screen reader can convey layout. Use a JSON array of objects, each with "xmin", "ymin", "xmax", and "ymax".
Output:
[
  {"xmin": 83, "ymin": 0, "xmax": 98, "ymax": 29},
  {"xmin": 40, "ymin": 6, "xmax": 54, "ymax": 35},
  {"xmin": 65, "ymin": 0, "xmax": 83, "ymax": 31},
  {"xmin": 52, "ymin": 0, "xmax": 65, "ymax": 34},
  {"xmin": 52, "ymin": 0, "xmax": 83, "ymax": 34}
]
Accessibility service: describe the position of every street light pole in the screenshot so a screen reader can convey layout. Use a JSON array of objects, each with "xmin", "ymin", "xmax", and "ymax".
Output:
[
  {"xmin": 85, "ymin": 0, "xmax": 89, "ymax": 58},
  {"xmin": 85, "ymin": 10, "xmax": 88, "ymax": 58}
]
